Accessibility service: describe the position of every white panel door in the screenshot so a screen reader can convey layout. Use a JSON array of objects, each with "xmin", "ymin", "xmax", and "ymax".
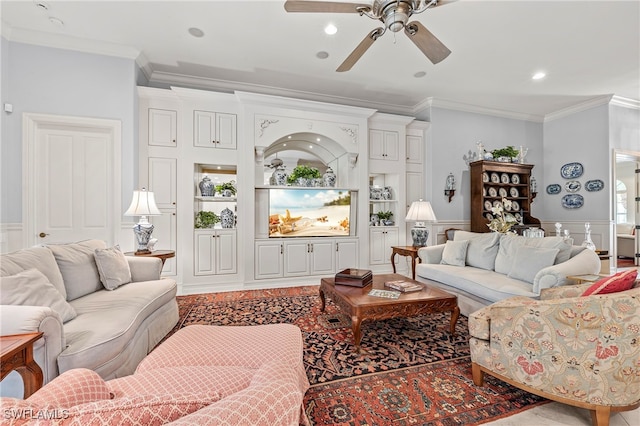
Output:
[
  {"xmin": 309, "ymin": 240, "xmax": 335, "ymax": 275},
  {"xmin": 148, "ymin": 157, "xmax": 177, "ymax": 209},
  {"xmin": 34, "ymin": 125, "xmax": 115, "ymax": 245},
  {"xmin": 148, "ymin": 108, "xmax": 177, "ymax": 147}
]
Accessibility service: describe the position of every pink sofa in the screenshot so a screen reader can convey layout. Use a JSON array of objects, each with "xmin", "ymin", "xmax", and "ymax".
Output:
[{"xmin": 0, "ymin": 324, "xmax": 310, "ymax": 425}]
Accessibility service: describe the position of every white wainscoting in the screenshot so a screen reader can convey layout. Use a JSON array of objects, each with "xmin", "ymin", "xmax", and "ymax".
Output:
[{"xmin": 0, "ymin": 223, "xmax": 24, "ymax": 254}]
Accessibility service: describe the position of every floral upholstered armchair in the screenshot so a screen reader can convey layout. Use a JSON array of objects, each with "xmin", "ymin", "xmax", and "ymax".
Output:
[{"xmin": 468, "ymin": 272, "xmax": 640, "ymax": 426}]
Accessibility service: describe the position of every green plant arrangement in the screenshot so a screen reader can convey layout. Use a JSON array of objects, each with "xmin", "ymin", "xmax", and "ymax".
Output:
[
  {"xmin": 195, "ymin": 211, "xmax": 220, "ymax": 228},
  {"xmin": 376, "ymin": 210, "xmax": 394, "ymax": 221},
  {"xmin": 491, "ymin": 146, "xmax": 519, "ymax": 159},
  {"xmin": 287, "ymin": 165, "xmax": 321, "ymax": 185},
  {"xmin": 215, "ymin": 181, "xmax": 237, "ymax": 196}
]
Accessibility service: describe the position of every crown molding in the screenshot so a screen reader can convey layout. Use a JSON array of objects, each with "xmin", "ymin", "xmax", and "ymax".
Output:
[
  {"xmin": 543, "ymin": 94, "xmax": 614, "ymax": 122},
  {"xmin": 416, "ymin": 97, "xmax": 545, "ymax": 123},
  {"xmin": 3, "ymin": 26, "xmax": 139, "ymax": 59},
  {"xmin": 610, "ymin": 95, "xmax": 640, "ymax": 110}
]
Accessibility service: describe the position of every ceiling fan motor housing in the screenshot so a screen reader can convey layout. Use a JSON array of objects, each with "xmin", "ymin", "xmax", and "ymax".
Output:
[{"xmin": 375, "ymin": 0, "xmax": 415, "ymax": 32}]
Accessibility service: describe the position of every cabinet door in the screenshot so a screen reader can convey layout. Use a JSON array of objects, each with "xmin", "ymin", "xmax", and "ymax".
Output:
[
  {"xmin": 369, "ymin": 129, "xmax": 385, "ymax": 160},
  {"xmin": 406, "ymin": 135, "xmax": 423, "ymax": 164},
  {"xmin": 148, "ymin": 109, "xmax": 177, "ymax": 147},
  {"xmin": 148, "ymin": 157, "xmax": 177, "ymax": 209},
  {"xmin": 309, "ymin": 240, "xmax": 335, "ymax": 275},
  {"xmin": 194, "ymin": 231, "xmax": 216, "ymax": 276},
  {"xmin": 336, "ymin": 239, "xmax": 358, "ymax": 270},
  {"xmin": 406, "ymin": 172, "xmax": 423, "ymax": 208},
  {"xmin": 150, "ymin": 209, "xmax": 177, "ymax": 276},
  {"xmin": 383, "ymin": 131, "xmax": 399, "ymax": 161},
  {"xmin": 255, "ymin": 241, "xmax": 283, "ymax": 279},
  {"xmin": 385, "ymin": 228, "xmax": 399, "ymax": 263},
  {"xmin": 284, "ymin": 240, "xmax": 311, "ymax": 276},
  {"xmin": 369, "ymin": 228, "xmax": 388, "ymax": 264},
  {"xmin": 193, "ymin": 110, "xmax": 216, "ymax": 148},
  {"xmin": 216, "ymin": 230, "xmax": 237, "ymax": 274},
  {"xmin": 216, "ymin": 113, "xmax": 237, "ymax": 149}
]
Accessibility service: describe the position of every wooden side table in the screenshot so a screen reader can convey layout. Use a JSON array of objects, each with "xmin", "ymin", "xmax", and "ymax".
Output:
[
  {"xmin": 124, "ymin": 250, "xmax": 175, "ymax": 266},
  {"xmin": 1, "ymin": 332, "xmax": 44, "ymax": 398},
  {"xmin": 390, "ymin": 246, "xmax": 422, "ymax": 280}
]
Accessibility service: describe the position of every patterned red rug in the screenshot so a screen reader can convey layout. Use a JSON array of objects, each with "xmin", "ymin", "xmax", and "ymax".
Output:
[{"xmin": 173, "ymin": 286, "xmax": 547, "ymax": 425}]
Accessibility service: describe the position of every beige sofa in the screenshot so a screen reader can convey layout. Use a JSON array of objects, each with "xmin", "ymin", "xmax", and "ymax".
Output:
[
  {"xmin": 0, "ymin": 240, "xmax": 178, "ymax": 398},
  {"xmin": 617, "ymin": 223, "xmax": 636, "ymax": 258},
  {"xmin": 416, "ymin": 231, "xmax": 601, "ymax": 316}
]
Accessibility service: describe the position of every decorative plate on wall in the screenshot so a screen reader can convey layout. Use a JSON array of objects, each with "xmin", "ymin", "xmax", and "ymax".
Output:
[
  {"xmin": 509, "ymin": 187, "xmax": 519, "ymax": 197},
  {"xmin": 511, "ymin": 174, "xmax": 520, "ymax": 184},
  {"xmin": 585, "ymin": 179, "xmax": 604, "ymax": 192},
  {"xmin": 491, "ymin": 172, "xmax": 500, "ymax": 183},
  {"xmin": 560, "ymin": 162, "xmax": 584, "ymax": 179},
  {"xmin": 546, "ymin": 184, "xmax": 561, "ymax": 195},
  {"xmin": 511, "ymin": 200, "xmax": 520, "ymax": 211},
  {"xmin": 482, "ymin": 172, "xmax": 489, "ymax": 183},
  {"xmin": 565, "ymin": 180, "xmax": 581, "ymax": 193},
  {"xmin": 500, "ymin": 173, "xmax": 510, "ymax": 184},
  {"xmin": 484, "ymin": 200, "xmax": 493, "ymax": 211},
  {"xmin": 488, "ymin": 187, "xmax": 498, "ymax": 197},
  {"xmin": 561, "ymin": 194, "xmax": 584, "ymax": 209},
  {"xmin": 499, "ymin": 187, "xmax": 508, "ymax": 198}
]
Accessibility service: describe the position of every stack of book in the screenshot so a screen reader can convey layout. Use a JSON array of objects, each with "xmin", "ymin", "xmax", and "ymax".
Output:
[{"xmin": 384, "ymin": 280, "xmax": 423, "ymax": 293}]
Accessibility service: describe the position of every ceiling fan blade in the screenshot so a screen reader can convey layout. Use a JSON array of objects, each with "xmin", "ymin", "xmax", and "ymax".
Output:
[
  {"xmin": 404, "ymin": 21, "xmax": 451, "ymax": 64},
  {"xmin": 284, "ymin": 1, "xmax": 367, "ymax": 13},
  {"xmin": 336, "ymin": 28, "xmax": 383, "ymax": 72}
]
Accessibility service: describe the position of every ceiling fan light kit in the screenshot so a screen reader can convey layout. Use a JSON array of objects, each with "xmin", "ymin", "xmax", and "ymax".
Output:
[{"xmin": 285, "ymin": 0, "xmax": 451, "ymax": 71}]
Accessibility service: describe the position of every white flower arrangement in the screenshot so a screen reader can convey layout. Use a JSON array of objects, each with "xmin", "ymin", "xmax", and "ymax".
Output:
[{"xmin": 488, "ymin": 198, "xmax": 518, "ymax": 233}]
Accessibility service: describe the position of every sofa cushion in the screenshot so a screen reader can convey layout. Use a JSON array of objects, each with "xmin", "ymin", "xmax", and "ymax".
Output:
[
  {"xmin": 617, "ymin": 223, "xmax": 635, "ymax": 235},
  {"xmin": 59, "ymin": 279, "xmax": 177, "ymax": 374},
  {"xmin": 94, "ymin": 245, "xmax": 132, "ymax": 291},
  {"xmin": 440, "ymin": 240, "xmax": 469, "ymax": 266},
  {"xmin": 48, "ymin": 240, "xmax": 107, "ymax": 301},
  {"xmin": 582, "ymin": 269, "xmax": 638, "ymax": 296},
  {"xmin": 0, "ymin": 268, "xmax": 77, "ymax": 323},
  {"xmin": 0, "ymin": 246, "xmax": 67, "ymax": 299},
  {"xmin": 507, "ymin": 246, "xmax": 559, "ymax": 284},
  {"xmin": 453, "ymin": 231, "xmax": 500, "ymax": 270},
  {"xmin": 28, "ymin": 368, "xmax": 112, "ymax": 407},
  {"xmin": 495, "ymin": 234, "xmax": 572, "ymax": 275}
]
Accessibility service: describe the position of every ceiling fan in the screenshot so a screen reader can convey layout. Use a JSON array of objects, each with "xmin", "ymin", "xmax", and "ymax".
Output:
[{"xmin": 284, "ymin": 0, "xmax": 452, "ymax": 72}]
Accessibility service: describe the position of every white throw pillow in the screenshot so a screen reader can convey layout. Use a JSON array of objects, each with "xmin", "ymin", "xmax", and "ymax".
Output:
[
  {"xmin": 94, "ymin": 245, "xmax": 132, "ymax": 290},
  {"xmin": 453, "ymin": 231, "xmax": 500, "ymax": 270},
  {"xmin": 440, "ymin": 240, "xmax": 469, "ymax": 266},
  {"xmin": 0, "ymin": 268, "xmax": 77, "ymax": 322},
  {"xmin": 48, "ymin": 240, "xmax": 106, "ymax": 301},
  {"xmin": 507, "ymin": 246, "xmax": 559, "ymax": 284}
]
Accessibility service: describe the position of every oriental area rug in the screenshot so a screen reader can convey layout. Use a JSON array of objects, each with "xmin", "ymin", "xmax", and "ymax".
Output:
[{"xmin": 170, "ymin": 286, "xmax": 547, "ymax": 425}]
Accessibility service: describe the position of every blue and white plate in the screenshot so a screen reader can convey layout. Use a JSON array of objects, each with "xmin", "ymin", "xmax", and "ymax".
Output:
[
  {"xmin": 585, "ymin": 179, "xmax": 604, "ymax": 192},
  {"xmin": 546, "ymin": 184, "xmax": 561, "ymax": 195},
  {"xmin": 561, "ymin": 194, "xmax": 584, "ymax": 209},
  {"xmin": 565, "ymin": 180, "xmax": 581, "ymax": 193},
  {"xmin": 560, "ymin": 162, "xmax": 584, "ymax": 179}
]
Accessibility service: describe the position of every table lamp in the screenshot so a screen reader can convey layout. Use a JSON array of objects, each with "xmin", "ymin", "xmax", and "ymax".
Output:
[
  {"xmin": 405, "ymin": 199, "xmax": 437, "ymax": 247},
  {"xmin": 124, "ymin": 188, "xmax": 161, "ymax": 254}
]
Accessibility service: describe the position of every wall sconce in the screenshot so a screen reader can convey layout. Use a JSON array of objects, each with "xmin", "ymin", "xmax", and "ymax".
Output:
[
  {"xmin": 530, "ymin": 176, "xmax": 538, "ymax": 201},
  {"xmin": 444, "ymin": 172, "xmax": 456, "ymax": 203}
]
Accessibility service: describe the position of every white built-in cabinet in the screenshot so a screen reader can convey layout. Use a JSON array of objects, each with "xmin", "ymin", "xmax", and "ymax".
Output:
[
  {"xmin": 193, "ymin": 110, "xmax": 237, "ymax": 149},
  {"xmin": 148, "ymin": 109, "xmax": 177, "ymax": 147},
  {"xmin": 406, "ymin": 134, "xmax": 423, "ymax": 164},
  {"xmin": 369, "ymin": 129, "xmax": 399, "ymax": 161},
  {"xmin": 369, "ymin": 227, "xmax": 399, "ymax": 265},
  {"xmin": 254, "ymin": 239, "xmax": 358, "ymax": 280},
  {"xmin": 194, "ymin": 229, "xmax": 237, "ymax": 275}
]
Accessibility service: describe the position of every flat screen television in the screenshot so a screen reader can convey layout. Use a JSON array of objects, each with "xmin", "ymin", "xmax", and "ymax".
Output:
[{"xmin": 268, "ymin": 188, "xmax": 354, "ymax": 237}]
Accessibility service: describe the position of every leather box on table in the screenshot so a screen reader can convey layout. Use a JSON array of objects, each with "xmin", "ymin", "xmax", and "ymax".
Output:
[{"xmin": 334, "ymin": 268, "xmax": 373, "ymax": 287}]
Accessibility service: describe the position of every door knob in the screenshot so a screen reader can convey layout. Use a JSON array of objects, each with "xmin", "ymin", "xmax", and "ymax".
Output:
[{"xmin": 39, "ymin": 232, "xmax": 49, "ymax": 238}]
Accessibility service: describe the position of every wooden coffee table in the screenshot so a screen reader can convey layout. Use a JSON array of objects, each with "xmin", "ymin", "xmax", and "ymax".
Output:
[
  {"xmin": 1, "ymin": 332, "xmax": 44, "ymax": 398},
  {"xmin": 319, "ymin": 273, "xmax": 460, "ymax": 351}
]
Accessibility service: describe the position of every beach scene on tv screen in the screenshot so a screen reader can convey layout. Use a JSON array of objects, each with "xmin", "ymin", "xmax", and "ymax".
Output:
[{"xmin": 269, "ymin": 189, "xmax": 351, "ymax": 237}]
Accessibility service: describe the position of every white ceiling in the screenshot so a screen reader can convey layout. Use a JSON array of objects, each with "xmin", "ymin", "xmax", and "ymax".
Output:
[{"xmin": 2, "ymin": 0, "xmax": 639, "ymax": 120}]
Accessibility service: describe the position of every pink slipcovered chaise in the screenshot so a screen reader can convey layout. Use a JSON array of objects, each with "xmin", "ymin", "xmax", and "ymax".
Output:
[{"xmin": 0, "ymin": 324, "xmax": 310, "ymax": 425}]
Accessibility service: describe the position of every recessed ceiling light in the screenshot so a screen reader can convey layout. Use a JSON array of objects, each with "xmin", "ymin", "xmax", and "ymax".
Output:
[
  {"xmin": 413, "ymin": 71, "xmax": 427, "ymax": 78},
  {"xmin": 532, "ymin": 71, "xmax": 546, "ymax": 80},
  {"xmin": 324, "ymin": 24, "xmax": 337, "ymax": 35},
  {"xmin": 309, "ymin": 145, "xmax": 313, "ymax": 149},
  {"xmin": 316, "ymin": 138, "xmax": 321, "ymax": 142},
  {"xmin": 316, "ymin": 51, "xmax": 329, "ymax": 60},
  {"xmin": 188, "ymin": 27, "xmax": 205, "ymax": 38},
  {"xmin": 49, "ymin": 17, "xmax": 64, "ymax": 27}
]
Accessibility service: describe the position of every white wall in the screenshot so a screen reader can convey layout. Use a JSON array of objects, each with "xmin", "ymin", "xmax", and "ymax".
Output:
[
  {"xmin": 426, "ymin": 107, "xmax": 543, "ymax": 223},
  {"xmin": 0, "ymin": 39, "xmax": 138, "ymax": 224}
]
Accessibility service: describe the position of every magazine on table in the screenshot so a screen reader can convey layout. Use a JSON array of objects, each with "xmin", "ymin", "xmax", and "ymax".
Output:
[
  {"xmin": 384, "ymin": 280, "xmax": 423, "ymax": 293},
  {"xmin": 368, "ymin": 289, "xmax": 401, "ymax": 299}
]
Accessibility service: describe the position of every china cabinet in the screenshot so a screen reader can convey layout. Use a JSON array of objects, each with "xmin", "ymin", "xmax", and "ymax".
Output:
[{"xmin": 470, "ymin": 160, "xmax": 541, "ymax": 233}]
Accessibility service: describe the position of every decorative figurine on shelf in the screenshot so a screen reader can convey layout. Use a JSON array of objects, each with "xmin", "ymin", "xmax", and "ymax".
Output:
[
  {"xmin": 582, "ymin": 222, "xmax": 596, "ymax": 251},
  {"xmin": 322, "ymin": 167, "xmax": 336, "ymax": 187},
  {"xmin": 199, "ymin": 176, "xmax": 214, "ymax": 197},
  {"xmin": 476, "ymin": 141, "xmax": 485, "ymax": 159},
  {"xmin": 555, "ymin": 222, "xmax": 563, "ymax": 237},
  {"xmin": 220, "ymin": 207, "xmax": 235, "ymax": 229},
  {"xmin": 270, "ymin": 165, "xmax": 288, "ymax": 186}
]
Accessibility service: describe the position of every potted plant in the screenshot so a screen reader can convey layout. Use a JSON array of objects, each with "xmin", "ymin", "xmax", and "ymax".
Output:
[
  {"xmin": 287, "ymin": 165, "xmax": 321, "ymax": 186},
  {"xmin": 376, "ymin": 210, "xmax": 394, "ymax": 226},
  {"xmin": 195, "ymin": 211, "xmax": 220, "ymax": 228},
  {"xmin": 490, "ymin": 146, "xmax": 519, "ymax": 162},
  {"xmin": 215, "ymin": 181, "xmax": 237, "ymax": 197}
]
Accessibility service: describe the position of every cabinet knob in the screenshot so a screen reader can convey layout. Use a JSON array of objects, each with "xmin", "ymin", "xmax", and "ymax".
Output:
[
  {"xmin": 39, "ymin": 232, "xmax": 49, "ymax": 238},
  {"xmin": 172, "ymin": 139, "xmax": 176, "ymax": 143}
]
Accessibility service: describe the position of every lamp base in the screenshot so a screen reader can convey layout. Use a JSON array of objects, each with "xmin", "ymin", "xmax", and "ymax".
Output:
[
  {"xmin": 132, "ymin": 218, "xmax": 154, "ymax": 254},
  {"xmin": 410, "ymin": 226, "xmax": 429, "ymax": 247}
]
